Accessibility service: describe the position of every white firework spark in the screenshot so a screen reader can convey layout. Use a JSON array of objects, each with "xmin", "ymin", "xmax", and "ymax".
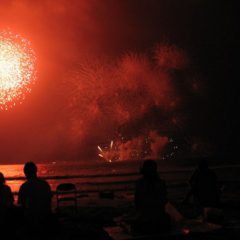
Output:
[{"xmin": 0, "ymin": 30, "xmax": 36, "ymax": 110}]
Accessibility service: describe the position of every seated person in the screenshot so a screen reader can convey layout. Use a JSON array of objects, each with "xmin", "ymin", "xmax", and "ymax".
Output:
[
  {"xmin": 184, "ymin": 158, "xmax": 220, "ymax": 208},
  {"xmin": 132, "ymin": 159, "xmax": 171, "ymax": 234},
  {"xmin": 18, "ymin": 162, "xmax": 52, "ymax": 227},
  {"xmin": 183, "ymin": 158, "xmax": 222, "ymax": 223}
]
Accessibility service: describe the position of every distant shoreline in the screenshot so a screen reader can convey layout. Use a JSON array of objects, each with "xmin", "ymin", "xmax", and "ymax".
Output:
[{"xmin": 4, "ymin": 163, "xmax": 240, "ymax": 181}]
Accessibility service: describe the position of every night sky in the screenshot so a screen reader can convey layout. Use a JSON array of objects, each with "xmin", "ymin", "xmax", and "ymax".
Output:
[{"xmin": 0, "ymin": 0, "xmax": 237, "ymax": 163}]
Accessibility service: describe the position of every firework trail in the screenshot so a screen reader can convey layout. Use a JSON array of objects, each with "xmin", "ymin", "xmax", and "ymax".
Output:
[
  {"xmin": 97, "ymin": 140, "xmax": 118, "ymax": 162},
  {"xmin": 0, "ymin": 30, "xmax": 36, "ymax": 110}
]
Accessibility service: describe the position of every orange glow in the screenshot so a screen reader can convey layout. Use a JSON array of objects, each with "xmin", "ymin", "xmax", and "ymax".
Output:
[
  {"xmin": 0, "ymin": 30, "xmax": 36, "ymax": 110},
  {"xmin": 182, "ymin": 228, "xmax": 190, "ymax": 235}
]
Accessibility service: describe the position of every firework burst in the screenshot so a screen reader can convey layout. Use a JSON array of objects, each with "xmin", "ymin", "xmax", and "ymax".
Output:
[
  {"xmin": 97, "ymin": 140, "xmax": 118, "ymax": 162},
  {"xmin": 0, "ymin": 30, "xmax": 36, "ymax": 110}
]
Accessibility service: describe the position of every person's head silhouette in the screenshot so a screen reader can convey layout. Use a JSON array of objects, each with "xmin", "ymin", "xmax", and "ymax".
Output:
[
  {"xmin": 140, "ymin": 159, "xmax": 158, "ymax": 179},
  {"xmin": 0, "ymin": 172, "xmax": 5, "ymax": 185},
  {"xmin": 24, "ymin": 162, "xmax": 38, "ymax": 179}
]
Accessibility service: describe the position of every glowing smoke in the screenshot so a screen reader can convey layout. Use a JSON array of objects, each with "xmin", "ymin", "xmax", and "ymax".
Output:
[
  {"xmin": 59, "ymin": 44, "xmax": 190, "ymax": 160},
  {"xmin": 97, "ymin": 131, "xmax": 170, "ymax": 162},
  {"xmin": 155, "ymin": 43, "xmax": 189, "ymax": 70},
  {"xmin": 0, "ymin": 0, "xmax": 213, "ymax": 163}
]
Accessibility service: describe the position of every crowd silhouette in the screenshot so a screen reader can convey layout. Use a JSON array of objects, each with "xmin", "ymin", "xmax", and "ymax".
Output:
[{"xmin": 0, "ymin": 159, "xmax": 223, "ymax": 238}]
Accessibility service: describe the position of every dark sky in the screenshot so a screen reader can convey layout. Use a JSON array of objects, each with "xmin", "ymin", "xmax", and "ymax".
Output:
[{"xmin": 0, "ymin": 0, "xmax": 237, "ymax": 163}]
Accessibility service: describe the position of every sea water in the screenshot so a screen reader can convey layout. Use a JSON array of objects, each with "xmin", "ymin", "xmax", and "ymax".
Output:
[{"xmin": 1, "ymin": 160, "xmax": 239, "ymax": 195}]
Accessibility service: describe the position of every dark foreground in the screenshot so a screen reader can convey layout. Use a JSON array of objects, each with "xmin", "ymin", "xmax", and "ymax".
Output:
[
  {"xmin": 59, "ymin": 200, "xmax": 240, "ymax": 240},
  {"xmin": 18, "ymin": 187, "xmax": 240, "ymax": 240}
]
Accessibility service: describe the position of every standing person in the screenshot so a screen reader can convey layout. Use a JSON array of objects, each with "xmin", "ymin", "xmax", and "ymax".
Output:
[
  {"xmin": 132, "ymin": 159, "xmax": 171, "ymax": 234},
  {"xmin": 0, "ymin": 172, "xmax": 14, "ymax": 225},
  {"xmin": 18, "ymin": 162, "xmax": 52, "ymax": 230}
]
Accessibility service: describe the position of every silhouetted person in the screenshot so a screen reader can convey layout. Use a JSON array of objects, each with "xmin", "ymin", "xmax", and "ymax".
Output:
[
  {"xmin": 0, "ymin": 172, "xmax": 14, "ymax": 225},
  {"xmin": 184, "ymin": 158, "xmax": 220, "ymax": 209},
  {"xmin": 132, "ymin": 159, "xmax": 171, "ymax": 234},
  {"xmin": 18, "ymin": 162, "xmax": 52, "ymax": 232}
]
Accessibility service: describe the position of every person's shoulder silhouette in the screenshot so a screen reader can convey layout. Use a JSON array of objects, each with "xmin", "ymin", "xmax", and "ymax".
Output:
[
  {"xmin": 0, "ymin": 172, "xmax": 14, "ymax": 207},
  {"xmin": 0, "ymin": 172, "xmax": 14, "ymax": 225}
]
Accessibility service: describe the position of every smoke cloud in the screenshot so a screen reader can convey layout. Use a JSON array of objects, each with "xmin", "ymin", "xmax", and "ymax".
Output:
[
  {"xmin": 0, "ymin": 0, "xmax": 230, "ymax": 163},
  {"xmin": 57, "ymin": 43, "xmax": 192, "ymax": 160}
]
